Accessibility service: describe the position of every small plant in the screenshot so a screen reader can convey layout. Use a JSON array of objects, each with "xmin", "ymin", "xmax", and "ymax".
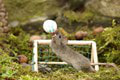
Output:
[
  {"xmin": 1, "ymin": 67, "xmax": 17, "ymax": 79},
  {"xmin": 19, "ymin": 75, "xmax": 40, "ymax": 80},
  {"xmin": 95, "ymin": 25, "xmax": 120, "ymax": 64},
  {"xmin": 0, "ymin": 54, "xmax": 20, "ymax": 79}
]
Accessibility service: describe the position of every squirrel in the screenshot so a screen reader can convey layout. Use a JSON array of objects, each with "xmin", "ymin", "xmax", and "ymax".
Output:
[{"xmin": 50, "ymin": 31, "xmax": 95, "ymax": 72}]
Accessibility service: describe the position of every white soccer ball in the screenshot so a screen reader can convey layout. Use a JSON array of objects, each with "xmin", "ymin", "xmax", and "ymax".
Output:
[{"xmin": 43, "ymin": 20, "xmax": 57, "ymax": 33}]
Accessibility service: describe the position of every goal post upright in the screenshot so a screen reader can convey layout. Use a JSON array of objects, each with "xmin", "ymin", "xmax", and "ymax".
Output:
[
  {"xmin": 32, "ymin": 40, "xmax": 38, "ymax": 72},
  {"xmin": 91, "ymin": 41, "xmax": 99, "ymax": 71}
]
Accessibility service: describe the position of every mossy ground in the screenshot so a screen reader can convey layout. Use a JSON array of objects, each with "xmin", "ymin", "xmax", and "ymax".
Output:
[
  {"xmin": 0, "ymin": 25, "xmax": 120, "ymax": 80},
  {"xmin": 0, "ymin": 28, "xmax": 120, "ymax": 80},
  {"xmin": 0, "ymin": 53, "xmax": 120, "ymax": 80}
]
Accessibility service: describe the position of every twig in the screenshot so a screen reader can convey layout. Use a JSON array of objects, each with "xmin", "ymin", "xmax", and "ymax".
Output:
[{"xmin": 91, "ymin": 63, "xmax": 119, "ymax": 72}]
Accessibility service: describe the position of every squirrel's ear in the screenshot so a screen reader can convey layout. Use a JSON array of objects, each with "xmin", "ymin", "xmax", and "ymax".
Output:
[{"xmin": 54, "ymin": 29, "xmax": 59, "ymax": 34}]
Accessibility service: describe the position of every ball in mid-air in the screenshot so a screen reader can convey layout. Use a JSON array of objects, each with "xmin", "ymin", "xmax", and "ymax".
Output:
[{"xmin": 43, "ymin": 20, "xmax": 57, "ymax": 33}]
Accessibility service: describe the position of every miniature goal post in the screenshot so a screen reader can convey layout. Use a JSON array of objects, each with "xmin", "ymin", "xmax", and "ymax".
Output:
[{"xmin": 32, "ymin": 40, "xmax": 99, "ymax": 72}]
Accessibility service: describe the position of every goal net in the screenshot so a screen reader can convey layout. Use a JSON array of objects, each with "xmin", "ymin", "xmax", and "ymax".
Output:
[{"xmin": 32, "ymin": 40, "xmax": 99, "ymax": 72}]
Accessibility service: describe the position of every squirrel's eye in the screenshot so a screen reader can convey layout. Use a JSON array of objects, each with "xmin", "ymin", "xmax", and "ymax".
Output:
[{"xmin": 59, "ymin": 35, "xmax": 61, "ymax": 38}]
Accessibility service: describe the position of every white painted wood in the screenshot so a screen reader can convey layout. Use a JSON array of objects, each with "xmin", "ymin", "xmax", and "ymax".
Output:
[
  {"xmin": 39, "ymin": 62, "xmax": 68, "ymax": 64},
  {"xmin": 92, "ymin": 42, "xmax": 99, "ymax": 71},
  {"xmin": 32, "ymin": 40, "xmax": 38, "ymax": 72},
  {"xmin": 39, "ymin": 62, "xmax": 107, "ymax": 66},
  {"xmin": 36, "ymin": 40, "xmax": 93, "ymax": 45}
]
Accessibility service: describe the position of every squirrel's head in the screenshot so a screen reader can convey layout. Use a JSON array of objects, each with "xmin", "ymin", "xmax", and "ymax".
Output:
[{"xmin": 52, "ymin": 31, "xmax": 68, "ymax": 45}]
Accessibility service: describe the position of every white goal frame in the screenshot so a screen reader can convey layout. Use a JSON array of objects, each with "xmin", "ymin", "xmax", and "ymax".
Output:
[{"xmin": 32, "ymin": 40, "xmax": 99, "ymax": 72}]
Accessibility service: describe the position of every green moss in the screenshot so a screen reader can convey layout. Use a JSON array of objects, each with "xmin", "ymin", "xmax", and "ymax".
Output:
[
  {"xmin": 3, "ymin": 0, "xmax": 60, "ymax": 23},
  {"xmin": 0, "ymin": 52, "xmax": 120, "ymax": 80},
  {"xmin": 94, "ymin": 26, "xmax": 120, "ymax": 64},
  {"xmin": 4, "ymin": 0, "xmax": 43, "ymax": 22},
  {"xmin": 63, "ymin": 10, "xmax": 94, "ymax": 24}
]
